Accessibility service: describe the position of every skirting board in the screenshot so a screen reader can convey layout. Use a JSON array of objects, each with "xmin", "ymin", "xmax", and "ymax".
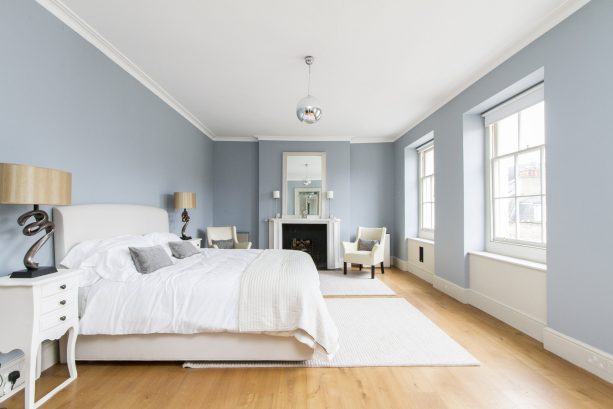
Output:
[
  {"xmin": 469, "ymin": 290, "xmax": 546, "ymax": 342},
  {"xmin": 543, "ymin": 328, "xmax": 613, "ymax": 384},
  {"xmin": 433, "ymin": 276, "xmax": 469, "ymax": 304},
  {"xmin": 406, "ymin": 262, "xmax": 434, "ymax": 284},
  {"xmin": 392, "ymin": 256, "xmax": 408, "ymax": 271}
]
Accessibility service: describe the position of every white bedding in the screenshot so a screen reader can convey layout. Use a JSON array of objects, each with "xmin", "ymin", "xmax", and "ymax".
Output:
[{"xmin": 76, "ymin": 246, "xmax": 339, "ymax": 355}]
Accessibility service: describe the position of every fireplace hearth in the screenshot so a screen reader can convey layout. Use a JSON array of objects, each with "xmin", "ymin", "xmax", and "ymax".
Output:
[{"xmin": 282, "ymin": 223, "xmax": 327, "ymax": 269}]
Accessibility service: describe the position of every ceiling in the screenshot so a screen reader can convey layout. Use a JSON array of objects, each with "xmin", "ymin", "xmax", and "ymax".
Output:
[{"xmin": 45, "ymin": 0, "xmax": 586, "ymax": 142}]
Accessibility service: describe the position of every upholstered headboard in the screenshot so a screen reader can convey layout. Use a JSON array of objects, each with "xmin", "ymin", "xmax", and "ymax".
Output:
[{"xmin": 53, "ymin": 204, "xmax": 170, "ymax": 264}]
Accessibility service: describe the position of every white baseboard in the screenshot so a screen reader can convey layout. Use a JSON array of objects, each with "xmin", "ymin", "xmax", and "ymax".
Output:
[
  {"xmin": 469, "ymin": 290, "xmax": 545, "ymax": 341},
  {"xmin": 433, "ymin": 276, "xmax": 469, "ymax": 304},
  {"xmin": 406, "ymin": 261, "xmax": 434, "ymax": 284},
  {"xmin": 392, "ymin": 256, "xmax": 408, "ymax": 271},
  {"xmin": 543, "ymin": 328, "xmax": 613, "ymax": 384}
]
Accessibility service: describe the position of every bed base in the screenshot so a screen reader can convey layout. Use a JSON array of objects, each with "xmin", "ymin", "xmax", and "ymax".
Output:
[{"xmin": 60, "ymin": 333, "xmax": 314, "ymax": 362}]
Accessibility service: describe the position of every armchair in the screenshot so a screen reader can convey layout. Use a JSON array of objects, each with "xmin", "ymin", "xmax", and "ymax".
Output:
[
  {"xmin": 206, "ymin": 226, "xmax": 252, "ymax": 249},
  {"xmin": 342, "ymin": 227, "xmax": 387, "ymax": 279}
]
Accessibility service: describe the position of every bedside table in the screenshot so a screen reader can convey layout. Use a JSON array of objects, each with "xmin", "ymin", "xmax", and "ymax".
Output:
[
  {"xmin": 189, "ymin": 238, "xmax": 202, "ymax": 249},
  {"xmin": 0, "ymin": 269, "xmax": 79, "ymax": 409}
]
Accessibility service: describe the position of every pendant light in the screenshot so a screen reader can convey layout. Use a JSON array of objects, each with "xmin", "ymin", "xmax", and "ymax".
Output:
[
  {"xmin": 303, "ymin": 163, "xmax": 312, "ymax": 186},
  {"xmin": 296, "ymin": 56, "xmax": 322, "ymax": 124}
]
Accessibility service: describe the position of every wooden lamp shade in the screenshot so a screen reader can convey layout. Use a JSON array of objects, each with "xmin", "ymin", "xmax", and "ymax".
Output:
[
  {"xmin": 0, "ymin": 163, "xmax": 72, "ymax": 205},
  {"xmin": 174, "ymin": 192, "xmax": 196, "ymax": 209}
]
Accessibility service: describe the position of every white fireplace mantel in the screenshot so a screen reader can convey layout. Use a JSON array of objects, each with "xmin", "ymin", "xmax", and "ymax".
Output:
[{"xmin": 267, "ymin": 218, "xmax": 341, "ymax": 270}]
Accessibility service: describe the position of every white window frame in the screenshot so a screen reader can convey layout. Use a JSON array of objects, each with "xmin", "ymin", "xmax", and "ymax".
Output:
[
  {"xmin": 418, "ymin": 140, "xmax": 435, "ymax": 240},
  {"xmin": 483, "ymin": 83, "xmax": 546, "ymax": 263}
]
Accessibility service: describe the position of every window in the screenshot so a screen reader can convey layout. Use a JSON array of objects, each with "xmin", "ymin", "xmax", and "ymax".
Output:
[
  {"xmin": 484, "ymin": 84, "xmax": 545, "ymax": 262},
  {"xmin": 418, "ymin": 141, "xmax": 434, "ymax": 240}
]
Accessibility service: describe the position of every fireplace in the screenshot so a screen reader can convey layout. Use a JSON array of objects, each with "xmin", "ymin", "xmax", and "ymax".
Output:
[{"xmin": 282, "ymin": 223, "xmax": 327, "ymax": 269}]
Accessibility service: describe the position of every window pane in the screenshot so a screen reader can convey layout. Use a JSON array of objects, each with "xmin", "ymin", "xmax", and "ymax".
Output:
[
  {"xmin": 517, "ymin": 196, "xmax": 543, "ymax": 243},
  {"xmin": 494, "ymin": 114, "xmax": 519, "ymax": 156},
  {"xmin": 494, "ymin": 198, "xmax": 516, "ymax": 240},
  {"xmin": 424, "ymin": 148, "xmax": 434, "ymax": 176},
  {"xmin": 493, "ymin": 156, "xmax": 515, "ymax": 198},
  {"xmin": 422, "ymin": 203, "xmax": 433, "ymax": 230},
  {"xmin": 541, "ymin": 148, "xmax": 546, "ymax": 195},
  {"xmin": 431, "ymin": 203, "xmax": 435, "ymax": 230},
  {"xmin": 422, "ymin": 176, "xmax": 433, "ymax": 202},
  {"xmin": 517, "ymin": 149, "xmax": 541, "ymax": 196},
  {"xmin": 542, "ymin": 196, "xmax": 547, "ymax": 244},
  {"xmin": 519, "ymin": 101, "xmax": 544, "ymax": 150}
]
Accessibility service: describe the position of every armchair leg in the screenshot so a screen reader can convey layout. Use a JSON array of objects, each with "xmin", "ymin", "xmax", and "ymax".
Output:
[
  {"xmin": 359, "ymin": 264, "xmax": 363, "ymax": 271},
  {"xmin": 371, "ymin": 265, "xmax": 375, "ymax": 279},
  {"xmin": 343, "ymin": 262, "xmax": 347, "ymax": 275},
  {"xmin": 381, "ymin": 262, "xmax": 385, "ymax": 274}
]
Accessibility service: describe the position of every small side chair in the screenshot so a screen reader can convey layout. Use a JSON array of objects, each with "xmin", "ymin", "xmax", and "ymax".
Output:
[{"xmin": 342, "ymin": 227, "xmax": 386, "ymax": 279}]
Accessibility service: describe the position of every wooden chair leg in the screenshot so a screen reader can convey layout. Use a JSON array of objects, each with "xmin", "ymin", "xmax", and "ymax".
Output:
[
  {"xmin": 359, "ymin": 264, "xmax": 363, "ymax": 271},
  {"xmin": 381, "ymin": 262, "xmax": 385, "ymax": 274},
  {"xmin": 343, "ymin": 262, "xmax": 347, "ymax": 275},
  {"xmin": 371, "ymin": 265, "xmax": 375, "ymax": 279}
]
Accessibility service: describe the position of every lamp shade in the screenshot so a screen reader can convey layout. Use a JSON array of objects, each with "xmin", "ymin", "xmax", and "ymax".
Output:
[
  {"xmin": 272, "ymin": 190, "xmax": 280, "ymax": 199},
  {"xmin": 0, "ymin": 163, "xmax": 71, "ymax": 205},
  {"xmin": 326, "ymin": 190, "xmax": 334, "ymax": 199},
  {"xmin": 174, "ymin": 192, "xmax": 196, "ymax": 209}
]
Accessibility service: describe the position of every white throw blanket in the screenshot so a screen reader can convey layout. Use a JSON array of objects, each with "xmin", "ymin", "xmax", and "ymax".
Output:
[{"xmin": 239, "ymin": 250, "xmax": 339, "ymax": 356}]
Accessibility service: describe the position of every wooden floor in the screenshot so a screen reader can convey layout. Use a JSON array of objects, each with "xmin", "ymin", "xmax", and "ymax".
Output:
[{"xmin": 4, "ymin": 267, "xmax": 613, "ymax": 409}]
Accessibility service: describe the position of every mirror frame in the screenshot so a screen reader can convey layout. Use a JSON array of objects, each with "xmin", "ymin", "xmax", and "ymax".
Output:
[{"xmin": 282, "ymin": 152, "xmax": 327, "ymax": 219}]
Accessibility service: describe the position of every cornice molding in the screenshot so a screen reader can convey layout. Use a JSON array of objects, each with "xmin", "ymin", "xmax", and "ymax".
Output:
[{"xmin": 36, "ymin": 0, "xmax": 217, "ymax": 140}]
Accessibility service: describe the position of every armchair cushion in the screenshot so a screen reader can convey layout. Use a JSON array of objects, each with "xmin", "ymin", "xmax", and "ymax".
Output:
[
  {"xmin": 357, "ymin": 238, "xmax": 379, "ymax": 251},
  {"xmin": 235, "ymin": 242, "xmax": 252, "ymax": 249},
  {"xmin": 212, "ymin": 239, "xmax": 235, "ymax": 249}
]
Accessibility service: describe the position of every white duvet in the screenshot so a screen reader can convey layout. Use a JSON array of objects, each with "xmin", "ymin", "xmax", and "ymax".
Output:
[
  {"xmin": 71, "ymin": 236, "xmax": 339, "ymax": 356},
  {"xmin": 79, "ymin": 249, "xmax": 256, "ymax": 335}
]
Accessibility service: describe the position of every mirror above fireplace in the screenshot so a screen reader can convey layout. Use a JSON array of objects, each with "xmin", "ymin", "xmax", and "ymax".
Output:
[{"xmin": 282, "ymin": 152, "xmax": 327, "ymax": 218}]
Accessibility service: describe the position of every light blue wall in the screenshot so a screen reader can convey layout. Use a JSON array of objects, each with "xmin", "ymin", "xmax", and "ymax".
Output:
[
  {"xmin": 0, "ymin": 0, "xmax": 214, "ymax": 275},
  {"xmin": 393, "ymin": 0, "xmax": 613, "ymax": 353},
  {"xmin": 257, "ymin": 141, "xmax": 352, "ymax": 247},
  {"xmin": 350, "ymin": 144, "xmax": 395, "ymax": 240},
  {"xmin": 213, "ymin": 141, "xmax": 394, "ymax": 250},
  {"xmin": 212, "ymin": 142, "xmax": 259, "ymax": 247}
]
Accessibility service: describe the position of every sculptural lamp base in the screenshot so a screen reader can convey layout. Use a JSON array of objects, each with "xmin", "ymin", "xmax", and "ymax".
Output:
[{"xmin": 11, "ymin": 266, "xmax": 57, "ymax": 279}]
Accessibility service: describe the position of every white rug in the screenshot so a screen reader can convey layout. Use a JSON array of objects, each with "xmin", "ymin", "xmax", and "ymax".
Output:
[
  {"xmin": 184, "ymin": 298, "xmax": 479, "ymax": 368},
  {"xmin": 318, "ymin": 270, "xmax": 396, "ymax": 296}
]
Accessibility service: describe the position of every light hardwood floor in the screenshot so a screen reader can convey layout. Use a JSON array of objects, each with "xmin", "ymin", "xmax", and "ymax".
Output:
[{"xmin": 4, "ymin": 267, "xmax": 613, "ymax": 409}]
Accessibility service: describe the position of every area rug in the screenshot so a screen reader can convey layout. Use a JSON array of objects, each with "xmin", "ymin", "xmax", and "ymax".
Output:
[
  {"xmin": 318, "ymin": 270, "xmax": 396, "ymax": 296},
  {"xmin": 184, "ymin": 298, "xmax": 479, "ymax": 368}
]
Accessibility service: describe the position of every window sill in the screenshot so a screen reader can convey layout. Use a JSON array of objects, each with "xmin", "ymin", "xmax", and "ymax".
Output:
[
  {"xmin": 469, "ymin": 251, "xmax": 546, "ymax": 272},
  {"xmin": 409, "ymin": 237, "xmax": 435, "ymax": 246}
]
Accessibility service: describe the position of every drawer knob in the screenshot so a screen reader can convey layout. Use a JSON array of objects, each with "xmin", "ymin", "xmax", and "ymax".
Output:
[
  {"xmin": 60, "ymin": 316, "xmax": 66, "ymax": 321},
  {"xmin": 60, "ymin": 284, "xmax": 67, "ymax": 290},
  {"xmin": 60, "ymin": 300, "xmax": 66, "ymax": 305}
]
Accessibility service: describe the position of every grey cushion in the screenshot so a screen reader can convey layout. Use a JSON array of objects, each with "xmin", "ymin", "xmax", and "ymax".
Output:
[
  {"xmin": 212, "ymin": 239, "xmax": 235, "ymax": 249},
  {"xmin": 169, "ymin": 241, "xmax": 200, "ymax": 259},
  {"xmin": 129, "ymin": 245, "xmax": 173, "ymax": 274},
  {"xmin": 357, "ymin": 238, "xmax": 379, "ymax": 251}
]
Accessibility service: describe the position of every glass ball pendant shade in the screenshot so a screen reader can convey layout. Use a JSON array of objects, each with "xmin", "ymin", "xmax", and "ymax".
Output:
[{"xmin": 296, "ymin": 95, "xmax": 322, "ymax": 124}]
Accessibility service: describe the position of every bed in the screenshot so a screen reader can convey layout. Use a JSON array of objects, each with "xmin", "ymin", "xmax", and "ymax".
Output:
[{"xmin": 53, "ymin": 204, "xmax": 338, "ymax": 361}]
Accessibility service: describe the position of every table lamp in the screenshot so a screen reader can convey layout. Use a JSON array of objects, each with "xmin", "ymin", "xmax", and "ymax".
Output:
[
  {"xmin": 327, "ymin": 190, "xmax": 334, "ymax": 218},
  {"xmin": 0, "ymin": 163, "xmax": 72, "ymax": 278},
  {"xmin": 272, "ymin": 190, "xmax": 280, "ymax": 218},
  {"xmin": 174, "ymin": 192, "xmax": 196, "ymax": 240}
]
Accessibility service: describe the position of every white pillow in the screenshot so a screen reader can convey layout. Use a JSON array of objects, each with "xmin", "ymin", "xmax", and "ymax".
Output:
[
  {"xmin": 144, "ymin": 232, "xmax": 182, "ymax": 256},
  {"xmin": 60, "ymin": 238, "xmax": 103, "ymax": 269},
  {"xmin": 79, "ymin": 235, "xmax": 151, "ymax": 282}
]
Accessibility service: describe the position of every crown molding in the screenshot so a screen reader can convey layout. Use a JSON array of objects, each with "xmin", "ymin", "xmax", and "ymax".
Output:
[
  {"xmin": 351, "ymin": 135, "xmax": 396, "ymax": 144},
  {"xmin": 212, "ymin": 136, "xmax": 258, "ymax": 142},
  {"xmin": 36, "ymin": 0, "xmax": 217, "ymax": 140},
  {"xmin": 392, "ymin": 0, "xmax": 590, "ymax": 143},
  {"xmin": 254, "ymin": 135, "xmax": 354, "ymax": 142}
]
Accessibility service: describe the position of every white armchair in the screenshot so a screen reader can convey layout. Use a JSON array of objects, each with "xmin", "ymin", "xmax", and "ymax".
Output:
[
  {"xmin": 342, "ymin": 227, "xmax": 387, "ymax": 279},
  {"xmin": 206, "ymin": 226, "xmax": 252, "ymax": 249}
]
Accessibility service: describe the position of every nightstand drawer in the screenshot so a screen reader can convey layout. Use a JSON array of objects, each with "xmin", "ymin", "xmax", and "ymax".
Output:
[
  {"xmin": 41, "ymin": 292, "xmax": 76, "ymax": 315},
  {"xmin": 41, "ymin": 277, "xmax": 77, "ymax": 298},
  {"xmin": 40, "ymin": 307, "xmax": 75, "ymax": 332}
]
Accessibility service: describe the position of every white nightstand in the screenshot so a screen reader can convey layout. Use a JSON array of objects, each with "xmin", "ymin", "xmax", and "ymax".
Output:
[
  {"xmin": 0, "ymin": 269, "xmax": 79, "ymax": 409},
  {"xmin": 189, "ymin": 238, "xmax": 202, "ymax": 249}
]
